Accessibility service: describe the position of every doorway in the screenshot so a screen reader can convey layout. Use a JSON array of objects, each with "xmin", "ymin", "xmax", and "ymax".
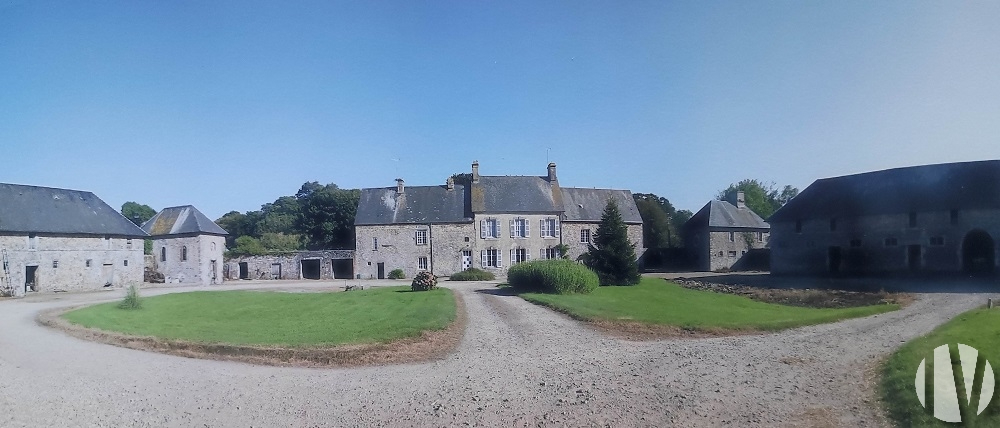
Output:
[
  {"xmin": 301, "ymin": 259, "xmax": 321, "ymax": 279},
  {"xmin": 963, "ymin": 230, "xmax": 995, "ymax": 274},
  {"xmin": 462, "ymin": 250, "xmax": 472, "ymax": 270},
  {"xmin": 210, "ymin": 260, "xmax": 218, "ymax": 284},
  {"xmin": 907, "ymin": 245, "xmax": 922, "ymax": 271},
  {"xmin": 377, "ymin": 262, "xmax": 385, "ymax": 279},
  {"xmin": 24, "ymin": 265, "xmax": 37, "ymax": 292},
  {"xmin": 238, "ymin": 262, "xmax": 249, "ymax": 280},
  {"xmin": 828, "ymin": 247, "xmax": 842, "ymax": 274},
  {"xmin": 270, "ymin": 263, "xmax": 282, "ymax": 279},
  {"xmin": 332, "ymin": 259, "xmax": 353, "ymax": 279}
]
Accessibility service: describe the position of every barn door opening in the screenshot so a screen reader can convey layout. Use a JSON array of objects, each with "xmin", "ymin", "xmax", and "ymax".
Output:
[
  {"xmin": 270, "ymin": 263, "xmax": 282, "ymax": 279},
  {"xmin": 907, "ymin": 245, "xmax": 922, "ymax": 272},
  {"xmin": 963, "ymin": 230, "xmax": 995, "ymax": 275},
  {"xmin": 301, "ymin": 259, "xmax": 321, "ymax": 279},
  {"xmin": 377, "ymin": 262, "xmax": 385, "ymax": 279},
  {"xmin": 24, "ymin": 265, "xmax": 38, "ymax": 292},
  {"xmin": 238, "ymin": 262, "xmax": 249, "ymax": 280},
  {"xmin": 828, "ymin": 247, "xmax": 842, "ymax": 274}
]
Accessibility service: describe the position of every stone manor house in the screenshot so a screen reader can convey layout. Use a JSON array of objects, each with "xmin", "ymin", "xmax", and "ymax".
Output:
[
  {"xmin": 354, "ymin": 162, "xmax": 644, "ymax": 279},
  {"xmin": 769, "ymin": 160, "xmax": 1000, "ymax": 276}
]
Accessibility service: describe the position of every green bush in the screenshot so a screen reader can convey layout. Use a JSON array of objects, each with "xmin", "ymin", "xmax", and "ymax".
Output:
[
  {"xmin": 507, "ymin": 259, "xmax": 599, "ymax": 294},
  {"xmin": 448, "ymin": 268, "xmax": 496, "ymax": 281},
  {"xmin": 387, "ymin": 269, "xmax": 405, "ymax": 279},
  {"xmin": 118, "ymin": 285, "xmax": 142, "ymax": 310},
  {"xmin": 411, "ymin": 271, "xmax": 438, "ymax": 291}
]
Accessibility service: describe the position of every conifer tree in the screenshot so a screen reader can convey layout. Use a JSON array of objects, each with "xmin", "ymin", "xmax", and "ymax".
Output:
[{"xmin": 584, "ymin": 199, "xmax": 640, "ymax": 285}]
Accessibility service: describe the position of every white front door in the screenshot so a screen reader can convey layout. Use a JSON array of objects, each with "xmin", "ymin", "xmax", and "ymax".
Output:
[{"xmin": 462, "ymin": 251, "xmax": 472, "ymax": 270}]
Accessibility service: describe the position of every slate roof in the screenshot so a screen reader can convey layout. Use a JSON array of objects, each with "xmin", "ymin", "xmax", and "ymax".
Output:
[
  {"xmin": 471, "ymin": 176, "xmax": 561, "ymax": 213},
  {"xmin": 0, "ymin": 183, "xmax": 147, "ymax": 237},
  {"xmin": 561, "ymin": 188, "xmax": 642, "ymax": 223},
  {"xmin": 141, "ymin": 205, "xmax": 229, "ymax": 237},
  {"xmin": 355, "ymin": 185, "xmax": 471, "ymax": 225},
  {"xmin": 768, "ymin": 160, "xmax": 1000, "ymax": 223},
  {"xmin": 685, "ymin": 200, "xmax": 769, "ymax": 230}
]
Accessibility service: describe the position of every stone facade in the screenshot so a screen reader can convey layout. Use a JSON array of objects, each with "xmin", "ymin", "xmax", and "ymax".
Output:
[
  {"xmin": 683, "ymin": 195, "xmax": 771, "ymax": 272},
  {"xmin": 688, "ymin": 229, "xmax": 769, "ymax": 271},
  {"xmin": 771, "ymin": 208, "xmax": 1000, "ymax": 276},
  {"xmin": 0, "ymin": 234, "xmax": 144, "ymax": 296},
  {"xmin": 226, "ymin": 250, "xmax": 355, "ymax": 280},
  {"xmin": 153, "ymin": 234, "xmax": 225, "ymax": 285},
  {"xmin": 561, "ymin": 222, "xmax": 645, "ymax": 262}
]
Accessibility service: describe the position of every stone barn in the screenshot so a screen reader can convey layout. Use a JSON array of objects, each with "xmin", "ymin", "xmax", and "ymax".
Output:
[
  {"xmin": 226, "ymin": 250, "xmax": 355, "ymax": 281},
  {"xmin": 683, "ymin": 191, "xmax": 770, "ymax": 271},
  {"xmin": 141, "ymin": 205, "xmax": 227, "ymax": 285},
  {"xmin": 354, "ymin": 161, "xmax": 643, "ymax": 279},
  {"xmin": 769, "ymin": 160, "xmax": 1000, "ymax": 276},
  {"xmin": 0, "ymin": 183, "xmax": 146, "ymax": 296}
]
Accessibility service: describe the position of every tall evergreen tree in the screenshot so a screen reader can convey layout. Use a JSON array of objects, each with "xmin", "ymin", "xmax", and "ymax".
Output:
[{"xmin": 584, "ymin": 199, "xmax": 641, "ymax": 285}]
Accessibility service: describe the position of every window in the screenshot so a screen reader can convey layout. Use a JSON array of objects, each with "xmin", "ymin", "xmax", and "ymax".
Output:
[
  {"xmin": 510, "ymin": 248, "xmax": 528, "ymax": 264},
  {"xmin": 211, "ymin": 242, "xmax": 216, "ymax": 252},
  {"xmin": 464, "ymin": 237, "xmax": 470, "ymax": 242},
  {"xmin": 741, "ymin": 250, "xmax": 747, "ymax": 256},
  {"xmin": 540, "ymin": 218, "xmax": 560, "ymax": 238},
  {"xmin": 415, "ymin": 229, "xmax": 428, "ymax": 245},
  {"xmin": 542, "ymin": 247, "xmax": 559, "ymax": 260},
  {"xmin": 86, "ymin": 259, "xmax": 92, "ymax": 268},
  {"xmin": 417, "ymin": 257, "xmax": 428, "ymax": 270},
  {"xmin": 717, "ymin": 251, "xmax": 724, "ymax": 257},
  {"xmin": 757, "ymin": 232, "xmax": 763, "ymax": 242},
  {"xmin": 728, "ymin": 251, "xmax": 737, "ymax": 257},
  {"xmin": 580, "ymin": 229, "xmax": 591, "ymax": 243},
  {"xmin": 510, "ymin": 218, "xmax": 529, "ymax": 238},
  {"xmin": 481, "ymin": 218, "xmax": 500, "ymax": 239},
  {"xmin": 124, "ymin": 259, "xmax": 129, "ymax": 266},
  {"xmin": 181, "ymin": 246, "xmax": 188, "ymax": 261},
  {"xmin": 795, "ymin": 220, "xmax": 802, "ymax": 233},
  {"xmin": 28, "ymin": 233, "xmax": 37, "ymax": 250},
  {"xmin": 126, "ymin": 239, "xmax": 133, "ymax": 250},
  {"xmin": 729, "ymin": 232, "xmax": 735, "ymax": 242},
  {"xmin": 884, "ymin": 237, "xmax": 898, "ymax": 247},
  {"xmin": 372, "ymin": 237, "xmax": 378, "ymax": 251},
  {"xmin": 160, "ymin": 247, "xmax": 166, "ymax": 262},
  {"xmin": 830, "ymin": 218, "xmax": 837, "ymax": 232},
  {"xmin": 481, "ymin": 248, "xmax": 502, "ymax": 268},
  {"xmin": 850, "ymin": 239, "xmax": 862, "ymax": 247},
  {"xmin": 950, "ymin": 209, "xmax": 959, "ymax": 225},
  {"xmin": 930, "ymin": 236, "xmax": 945, "ymax": 246},
  {"xmin": 909, "ymin": 212, "xmax": 917, "ymax": 228},
  {"xmin": 52, "ymin": 260, "xmax": 59, "ymax": 268}
]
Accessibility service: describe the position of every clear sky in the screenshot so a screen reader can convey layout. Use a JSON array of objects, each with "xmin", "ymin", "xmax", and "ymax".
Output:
[{"xmin": 3, "ymin": 1, "xmax": 999, "ymax": 220}]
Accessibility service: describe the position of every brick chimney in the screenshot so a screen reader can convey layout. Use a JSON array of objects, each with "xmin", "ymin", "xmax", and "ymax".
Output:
[
  {"xmin": 446, "ymin": 176, "xmax": 455, "ymax": 191},
  {"xmin": 547, "ymin": 162, "xmax": 557, "ymax": 183},
  {"xmin": 396, "ymin": 178, "xmax": 404, "ymax": 194},
  {"xmin": 472, "ymin": 161, "xmax": 480, "ymax": 183}
]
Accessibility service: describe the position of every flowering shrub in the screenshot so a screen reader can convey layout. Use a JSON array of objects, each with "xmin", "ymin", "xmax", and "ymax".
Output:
[{"xmin": 411, "ymin": 271, "xmax": 438, "ymax": 291}]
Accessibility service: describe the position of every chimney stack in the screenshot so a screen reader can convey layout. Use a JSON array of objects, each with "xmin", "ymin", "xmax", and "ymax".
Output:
[
  {"xmin": 732, "ymin": 191, "xmax": 746, "ymax": 209},
  {"xmin": 472, "ymin": 161, "xmax": 480, "ymax": 183},
  {"xmin": 396, "ymin": 178, "xmax": 405, "ymax": 194},
  {"xmin": 547, "ymin": 162, "xmax": 557, "ymax": 183},
  {"xmin": 446, "ymin": 176, "xmax": 455, "ymax": 191}
]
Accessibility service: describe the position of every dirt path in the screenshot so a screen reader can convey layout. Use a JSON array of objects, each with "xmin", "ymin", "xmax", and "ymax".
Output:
[{"xmin": 0, "ymin": 281, "xmax": 991, "ymax": 427}]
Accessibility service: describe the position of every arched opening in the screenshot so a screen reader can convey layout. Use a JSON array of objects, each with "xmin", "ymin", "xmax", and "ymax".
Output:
[{"xmin": 963, "ymin": 230, "xmax": 995, "ymax": 274}]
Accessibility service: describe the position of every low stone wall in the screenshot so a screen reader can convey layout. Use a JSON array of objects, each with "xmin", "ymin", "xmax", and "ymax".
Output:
[{"xmin": 226, "ymin": 250, "xmax": 355, "ymax": 280}]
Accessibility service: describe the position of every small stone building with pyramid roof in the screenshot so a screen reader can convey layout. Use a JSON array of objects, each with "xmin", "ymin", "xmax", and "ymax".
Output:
[
  {"xmin": 683, "ymin": 192, "xmax": 770, "ymax": 271},
  {"xmin": 141, "ymin": 205, "xmax": 228, "ymax": 285}
]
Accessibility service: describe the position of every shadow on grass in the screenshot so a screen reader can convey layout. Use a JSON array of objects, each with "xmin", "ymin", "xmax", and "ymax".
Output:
[{"xmin": 661, "ymin": 273, "xmax": 1000, "ymax": 293}]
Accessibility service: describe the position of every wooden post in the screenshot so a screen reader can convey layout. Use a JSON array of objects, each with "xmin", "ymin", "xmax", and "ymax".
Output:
[{"xmin": 989, "ymin": 298, "xmax": 993, "ymax": 309}]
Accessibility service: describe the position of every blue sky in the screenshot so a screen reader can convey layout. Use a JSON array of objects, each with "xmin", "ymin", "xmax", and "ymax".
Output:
[{"xmin": 2, "ymin": 1, "xmax": 999, "ymax": 220}]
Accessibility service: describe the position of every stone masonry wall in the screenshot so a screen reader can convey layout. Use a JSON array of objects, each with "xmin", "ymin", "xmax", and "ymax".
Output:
[
  {"xmin": 706, "ymin": 229, "xmax": 769, "ymax": 271},
  {"xmin": 560, "ymin": 222, "xmax": 644, "ymax": 264},
  {"xmin": 356, "ymin": 223, "xmax": 476, "ymax": 279},
  {"xmin": 0, "ymin": 233, "xmax": 144, "ymax": 296},
  {"xmin": 154, "ymin": 234, "xmax": 225, "ymax": 285}
]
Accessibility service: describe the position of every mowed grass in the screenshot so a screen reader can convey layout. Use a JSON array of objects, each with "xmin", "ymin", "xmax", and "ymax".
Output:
[
  {"xmin": 519, "ymin": 277, "xmax": 899, "ymax": 331},
  {"xmin": 63, "ymin": 287, "xmax": 456, "ymax": 347},
  {"xmin": 881, "ymin": 308, "xmax": 1000, "ymax": 427}
]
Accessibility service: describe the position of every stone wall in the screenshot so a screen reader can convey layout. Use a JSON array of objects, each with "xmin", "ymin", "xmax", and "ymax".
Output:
[
  {"xmin": 153, "ymin": 234, "xmax": 225, "ymax": 285},
  {"xmin": 561, "ymin": 222, "xmax": 645, "ymax": 263},
  {"xmin": 706, "ymin": 229, "xmax": 770, "ymax": 271},
  {"xmin": 355, "ymin": 223, "xmax": 475, "ymax": 279},
  {"xmin": 771, "ymin": 208, "xmax": 1000, "ymax": 276},
  {"xmin": 0, "ymin": 233, "xmax": 144, "ymax": 296}
]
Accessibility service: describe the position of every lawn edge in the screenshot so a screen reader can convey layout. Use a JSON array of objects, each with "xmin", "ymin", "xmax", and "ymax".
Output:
[{"xmin": 37, "ymin": 289, "xmax": 467, "ymax": 368}]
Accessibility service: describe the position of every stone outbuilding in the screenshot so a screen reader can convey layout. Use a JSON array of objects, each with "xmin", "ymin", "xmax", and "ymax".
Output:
[
  {"xmin": 769, "ymin": 160, "xmax": 1000, "ymax": 277},
  {"xmin": 226, "ymin": 250, "xmax": 355, "ymax": 281},
  {"xmin": 141, "ymin": 205, "xmax": 227, "ymax": 285},
  {"xmin": 0, "ymin": 183, "xmax": 147, "ymax": 296},
  {"xmin": 683, "ymin": 192, "xmax": 770, "ymax": 271},
  {"xmin": 354, "ymin": 161, "xmax": 643, "ymax": 279}
]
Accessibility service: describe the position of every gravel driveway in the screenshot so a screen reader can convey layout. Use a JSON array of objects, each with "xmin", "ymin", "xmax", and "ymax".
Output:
[{"xmin": 0, "ymin": 280, "xmax": 991, "ymax": 427}]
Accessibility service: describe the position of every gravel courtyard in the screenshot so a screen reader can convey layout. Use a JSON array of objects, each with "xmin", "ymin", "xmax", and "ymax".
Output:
[{"xmin": 0, "ymin": 280, "xmax": 991, "ymax": 427}]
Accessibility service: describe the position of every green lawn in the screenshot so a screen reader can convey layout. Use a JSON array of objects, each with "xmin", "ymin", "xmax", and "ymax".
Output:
[
  {"xmin": 63, "ymin": 287, "xmax": 456, "ymax": 347},
  {"xmin": 881, "ymin": 307, "xmax": 1000, "ymax": 427},
  {"xmin": 519, "ymin": 277, "xmax": 899, "ymax": 331}
]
